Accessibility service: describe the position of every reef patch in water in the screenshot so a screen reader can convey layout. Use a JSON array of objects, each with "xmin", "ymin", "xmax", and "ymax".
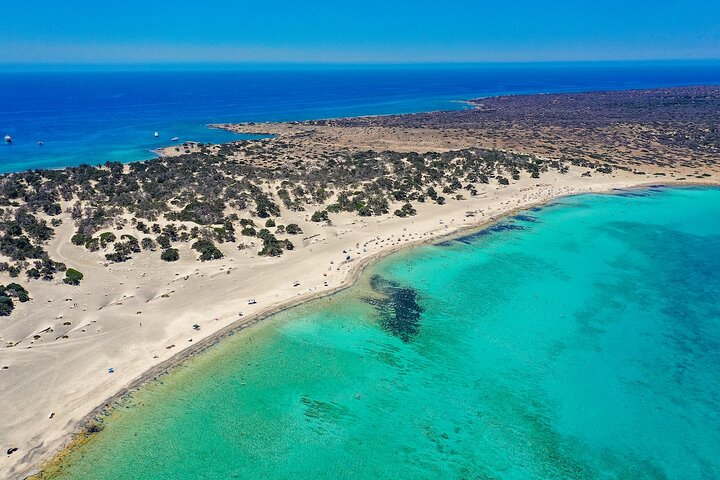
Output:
[
  {"xmin": 364, "ymin": 275, "xmax": 424, "ymax": 342},
  {"xmin": 437, "ymin": 222, "xmax": 526, "ymax": 247}
]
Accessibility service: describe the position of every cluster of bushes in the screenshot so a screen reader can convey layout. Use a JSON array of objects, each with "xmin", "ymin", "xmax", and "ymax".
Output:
[
  {"xmin": 276, "ymin": 187, "xmax": 305, "ymax": 211},
  {"xmin": 310, "ymin": 210, "xmax": 329, "ymax": 223},
  {"xmin": 423, "ymin": 188, "xmax": 446, "ymax": 204},
  {"xmin": 251, "ymin": 187, "xmax": 281, "ymax": 218},
  {"xmin": 393, "ymin": 203, "xmax": 417, "ymax": 217},
  {"xmin": 0, "ymin": 131, "xmax": 589, "ymax": 283},
  {"xmin": 257, "ymin": 229, "xmax": 294, "ymax": 257},
  {"xmin": 71, "ymin": 231, "xmax": 115, "ymax": 251},
  {"xmin": 0, "ymin": 234, "xmax": 45, "ymax": 261},
  {"xmin": 212, "ymin": 221, "xmax": 236, "ymax": 243},
  {"xmin": 105, "ymin": 235, "xmax": 140, "ymax": 263},
  {"xmin": 236, "ymin": 218, "xmax": 300, "ymax": 256},
  {"xmin": 26, "ymin": 257, "xmax": 67, "ymax": 281},
  {"xmin": 63, "ymin": 268, "xmax": 84, "ymax": 286},
  {"xmin": 160, "ymin": 248, "xmax": 180, "ymax": 262},
  {"xmin": 1, "ymin": 140, "xmax": 567, "ymax": 242},
  {"xmin": 238, "ymin": 218, "xmax": 256, "ymax": 237},
  {"xmin": 170, "ymin": 199, "xmax": 226, "ymax": 225},
  {"xmin": 0, "ymin": 208, "xmax": 56, "ymax": 264},
  {"xmin": 241, "ymin": 225, "xmax": 256, "ymax": 237},
  {"xmin": 326, "ymin": 191, "xmax": 389, "ymax": 217},
  {"xmin": 13, "ymin": 211, "xmax": 54, "ymax": 242},
  {"xmin": 285, "ymin": 223, "xmax": 302, "ymax": 235},
  {"xmin": 191, "ymin": 239, "xmax": 224, "ymax": 261},
  {"xmin": 141, "ymin": 237, "xmax": 156, "ymax": 251},
  {"xmin": 0, "ymin": 283, "xmax": 30, "ymax": 316},
  {"xmin": 71, "ymin": 204, "xmax": 124, "ymax": 238},
  {"xmin": 73, "ymin": 222, "xmax": 196, "ymax": 263},
  {"xmin": 0, "ymin": 263, "xmax": 20, "ymax": 278},
  {"xmin": 98, "ymin": 232, "xmax": 116, "ymax": 248}
]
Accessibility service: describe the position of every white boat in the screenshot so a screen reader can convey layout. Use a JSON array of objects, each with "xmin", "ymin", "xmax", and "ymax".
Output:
[
  {"xmin": 4, "ymin": 135, "xmax": 11, "ymax": 143},
  {"xmin": 154, "ymin": 131, "xmax": 159, "ymax": 138},
  {"xmin": 171, "ymin": 136, "xmax": 179, "ymax": 142}
]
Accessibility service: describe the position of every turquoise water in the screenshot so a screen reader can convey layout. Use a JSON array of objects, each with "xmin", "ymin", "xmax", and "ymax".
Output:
[{"xmin": 50, "ymin": 187, "xmax": 720, "ymax": 479}]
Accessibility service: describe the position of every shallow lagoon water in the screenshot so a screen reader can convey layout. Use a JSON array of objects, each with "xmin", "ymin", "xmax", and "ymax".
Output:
[{"xmin": 49, "ymin": 187, "xmax": 720, "ymax": 479}]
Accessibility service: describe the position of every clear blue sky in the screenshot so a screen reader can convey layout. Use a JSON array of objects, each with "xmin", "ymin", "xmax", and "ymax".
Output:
[{"xmin": 1, "ymin": 0, "xmax": 719, "ymax": 65}]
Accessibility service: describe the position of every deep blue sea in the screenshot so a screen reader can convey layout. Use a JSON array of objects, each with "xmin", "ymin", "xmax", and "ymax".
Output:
[{"xmin": 2, "ymin": 62, "xmax": 720, "ymax": 172}]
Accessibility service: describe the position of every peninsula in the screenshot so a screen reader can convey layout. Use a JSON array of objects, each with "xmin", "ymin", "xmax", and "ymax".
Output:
[{"xmin": 1, "ymin": 86, "xmax": 719, "ymax": 479}]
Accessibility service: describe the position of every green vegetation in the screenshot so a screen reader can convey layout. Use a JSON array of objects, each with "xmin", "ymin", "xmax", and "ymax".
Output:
[
  {"xmin": 98, "ymin": 231, "xmax": 116, "ymax": 248},
  {"xmin": 311, "ymin": 210, "xmax": 329, "ymax": 222},
  {"xmin": 259, "ymin": 241, "xmax": 283, "ymax": 257},
  {"xmin": 160, "ymin": 248, "xmax": 180, "ymax": 262},
  {"xmin": 170, "ymin": 199, "xmax": 226, "ymax": 225},
  {"xmin": 63, "ymin": 268, "xmax": 84, "ymax": 286},
  {"xmin": 43, "ymin": 203, "xmax": 62, "ymax": 216},
  {"xmin": 252, "ymin": 187, "xmax": 281, "ymax": 218},
  {"xmin": 141, "ymin": 237, "xmax": 157, "ymax": 251},
  {"xmin": 71, "ymin": 232, "xmax": 89, "ymax": 246},
  {"xmin": 105, "ymin": 235, "xmax": 140, "ymax": 262},
  {"xmin": 0, "ymin": 294, "xmax": 14, "ymax": 316},
  {"xmin": 285, "ymin": 223, "xmax": 302, "ymax": 235},
  {"xmin": 0, "ymin": 234, "xmax": 45, "ymax": 261},
  {"xmin": 26, "ymin": 257, "xmax": 66, "ymax": 281},
  {"xmin": 257, "ymin": 229, "xmax": 294, "ymax": 257},
  {"xmin": 0, "ymin": 283, "xmax": 30, "ymax": 304},
  {"xmin": 393, "ymin": 203, "xmax": 417, "ymax": 218},
  {"xmin": 156, "ymin": 234, "xmax": 171, "ymax": 249},
  {"xmin": 0, "ymin": 100, "xmax": 631, "ymax": 291},
  {"xmin": 241, "ymin": 226, "xmax": 257, "ymax": 237},
  {"xmin": 213, "ymin": 222, "xmax": 235, "ymax": 243},
  {"xmin": 191, "ymin": 239, "xmax": 224, "ymax": 261}
]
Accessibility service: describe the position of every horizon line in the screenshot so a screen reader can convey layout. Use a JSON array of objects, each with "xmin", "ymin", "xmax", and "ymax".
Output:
[{"xmin": 3, "ymin": 58, "xmax": 720, "ymax": 73}]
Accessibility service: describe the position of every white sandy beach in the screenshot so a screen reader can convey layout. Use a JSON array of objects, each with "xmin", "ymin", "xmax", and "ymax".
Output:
[{"xmin": 0, "ymin": 167, "xmax": 712, "ymax": 479}]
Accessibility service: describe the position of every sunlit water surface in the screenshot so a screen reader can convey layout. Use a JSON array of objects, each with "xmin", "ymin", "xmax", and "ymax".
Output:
[
  {"xmin": 3, "ymin": 63, "xmax": 720, "ymax": 172},
  {"xmin": 49, "ymin": 187, "xmax": 720, "ymax": 480}
]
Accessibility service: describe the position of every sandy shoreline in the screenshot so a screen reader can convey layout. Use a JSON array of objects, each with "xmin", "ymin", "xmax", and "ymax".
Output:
[
  {"xmin": 6, "ymin": 174, "xmax": 714, "ymax": 480},
  {"xmin": 3, "ymin": 84, "xmax": 720, "ymax": 478}
]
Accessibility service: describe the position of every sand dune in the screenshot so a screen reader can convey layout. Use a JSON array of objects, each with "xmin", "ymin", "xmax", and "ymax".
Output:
[{"xmin": 2, "ymin": 165, "xmax": 715, "ymax": 479}]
